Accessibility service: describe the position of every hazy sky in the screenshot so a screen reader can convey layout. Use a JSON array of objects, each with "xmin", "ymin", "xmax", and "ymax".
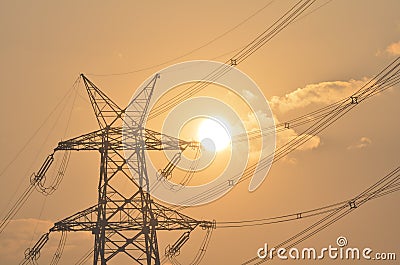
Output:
[{"xmin": 0, "ymin": 1, "xmax": 399, "ymax": 264}]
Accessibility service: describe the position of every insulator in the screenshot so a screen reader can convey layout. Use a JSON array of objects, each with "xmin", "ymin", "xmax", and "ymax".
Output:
[
  {"xmin": 32, "ymin": 232, "xmax": 50, "ymax": 251},
  {"xmin": 24, "ymin": 232, "xmax": 50, "ymax": 260},
  {"xmin": 36, "ymin": 153, "xmax": 55, "ymax": 179},
  {"xmin": 160, "ymin": 152, "xmax": 182, "ymax": 180},
  {"xmin": 170, "ymin": 231, "xmax": 190, "ymax": 256}
]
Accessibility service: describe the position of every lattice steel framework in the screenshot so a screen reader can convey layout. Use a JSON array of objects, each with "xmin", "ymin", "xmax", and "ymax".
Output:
[{"xmin": 46, "ymin": 74, "xmax": 209, "ymax": 264}]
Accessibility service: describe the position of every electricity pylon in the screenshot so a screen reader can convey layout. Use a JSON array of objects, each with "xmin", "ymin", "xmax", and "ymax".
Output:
[{"xmin": 24, "ymin": 74, "xmax": 213, "ymax": 265}]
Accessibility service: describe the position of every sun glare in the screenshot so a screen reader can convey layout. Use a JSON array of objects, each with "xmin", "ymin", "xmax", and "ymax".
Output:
[{"xmin": 197, "ymin": 118, "xmax": 231, "ymax": 151}]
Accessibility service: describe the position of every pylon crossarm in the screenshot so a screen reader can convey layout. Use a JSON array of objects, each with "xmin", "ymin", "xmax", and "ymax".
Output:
[
  {"xmin": 199, "ymin": 220, "xmax": 216, "ymax": 230},
  {"xmin": 144, "ymin": 128, "xmax": 198, "ymax": 151},
  {"xmin": 50, "ymin": 199, "xmax": 205, "ymax": 232},
  {"xmin": 55, "ymin": 128, "xmax": 108, "ymax": 151},
  {"xmin": 55, "ymin": 127, "xmax": 197, "ymax": 151},
  {"xmin": 51, "ymin": 205, "xmax": 98, "ymax": 232},
  {"xmin": 55, "ymin": 127, "xmax": 128, "ymax": 151},
  {"xmin": 151, "ymin": 201, "xmax": 202, "ymax": 230}
]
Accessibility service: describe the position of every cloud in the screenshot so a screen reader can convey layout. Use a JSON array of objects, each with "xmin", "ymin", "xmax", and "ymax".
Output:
[
  {"xmin": 236, "ymin": 111, "xmax": 321, "ymax": 160},
  {"xmin": 386, "ymin": 40, "xmax": 400, "ymax": 56},
  {"xmin": 234, "ymin": 78, "xmax": 369, "ymax": 160},
  {"xmin": 274, "ymin": 114, "xmax": 321, "ymax": 151},
  {"xmin": 242, "ymin": 110, "xmax": 274, "ymax": 132},
  {"xmin": 0, "ymin": 218, "xmax": 92, "ymax": 264},
  {"xmin": 270, "ymin": 79, "xmax": 366, "ymax": 113},
  {"xmin": 242, "ymin": 89, "xmax": 256, "ymax": 102},
  {"xmin": 0, "ymin": 218, "xmax": 53, "ymax": 263},
  {"xmin": 347, "ymin": 137, "xmax": 372, "ymax": 150},
  {"xmin": 264, "ymin": 78, "xmax": 367, "ymax": 155}
]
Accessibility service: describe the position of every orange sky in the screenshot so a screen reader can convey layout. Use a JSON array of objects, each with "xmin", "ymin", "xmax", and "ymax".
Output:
[{"xmin": 0, "ymin": 1, "xmax": 399, "ymax": 264}]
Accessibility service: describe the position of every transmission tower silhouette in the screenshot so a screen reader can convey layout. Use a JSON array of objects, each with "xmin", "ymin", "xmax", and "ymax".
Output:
[{"xmin": 23, "ymin": 74, "xmax": 214, "ymax": 265}]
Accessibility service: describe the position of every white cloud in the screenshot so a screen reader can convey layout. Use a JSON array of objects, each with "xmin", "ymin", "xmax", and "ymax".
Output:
[
  {"xmin": 274, "ymin": 115, "xmax": 321, "ymax": 152},
  {"xmin": 347, "ymin": 137, "xmax": 372, "ymax": 150},
  {"xmin": 235, "ymin": 112, "xmax": 321, "ymax": 158},
  {"xmin": 270, "ymin": 79, "xmax": 366, "ymax": 113},
  {"xmin": 386, "ymin": 40, "xmax": 400, "ymax": 56},
  {"xmin": 264, "ymin": 78, "xmax": 371, "ymax": 157},
  {"xmin": 0, "ymin": 218, "xmax": 53, "ymax": 263},
  {"xmin": 235, "ymin": 78, "xmax": 371, "ymax": 159},
  {"xmin": 0, "ymin": 218, "xmax": 92, "ymax": 264},
  {"xmin": 242, "ymin": 89, "xmax": 256, "ymax": 102}
]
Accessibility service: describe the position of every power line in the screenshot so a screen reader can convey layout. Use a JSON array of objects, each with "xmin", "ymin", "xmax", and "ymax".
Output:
[
  {"xmin": 217, "ymin": 171, "xmax": 400, "ymax": 228},
  {"xmin": 242, "ymin": 166, "xmax": 400, "ymax": 264},
  {"xmin": 0, "ymin": 76, "xmax": 80, "ymax": 179},
  {"xmin": 171, "ymin": 56, "xmax": 399, "ymax": 209},
  {"xmin": 86, "ymin": 1, "xmax": 275, "ymax": 77},
  {"xmin": 147, "ymin": 0, "xmax": 317, "ymax": 120}
]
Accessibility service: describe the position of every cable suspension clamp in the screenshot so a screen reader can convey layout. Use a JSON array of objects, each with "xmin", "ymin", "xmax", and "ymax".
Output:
[
  {"xmin": 200, "ymin": 220, "xmax": 216, "ymax": 230},
  {"xmin": 284, "ymin": 122, "xmax": 290, "ymax": 129},
  {"xmin": 228, "ymin": 179, "xmax": 235, "ymax": 187},
  {"xmin": 350, "ymin": 96, "xmax": 358, "ymax": 104},
  {"xmin": 348, "ymin": 200, "xmax": 357, "ymax": 209},
  {"xmin": 230, "ymin": 59, "xmax": 237, "ymax": 66}
]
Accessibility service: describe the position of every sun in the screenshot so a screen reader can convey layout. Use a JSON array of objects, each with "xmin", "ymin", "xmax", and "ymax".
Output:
[{"xmin": 197, "ymin": 118, "xmax": 231, "ymax": 152}]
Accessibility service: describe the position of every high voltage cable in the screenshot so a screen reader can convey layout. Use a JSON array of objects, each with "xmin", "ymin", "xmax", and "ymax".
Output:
[
  {"xmin": 1, "ymin": 1, "xmax": 317, "ymax": 250},
  {"xmin": 87, "ymin": 1, "xmax": 274, "ymax": 77},
  {"xmin": 148, "ymin": 0, "xmax": 317, "ymax": 120},
  {"xmin": 170, "ymin": 57, "xmax": 399, "ymax": 209},
  {"xmin": 86, "ymin": 0, "xmax": 334, "ymax": 78},
  {"xmin": 184, "ymin": 57, "xmax": 399, "ymax": 206},
  {"xmin": 216, "ymin": 174, "xmax": 400, "ymax": 228},
  {"xmin": 8, "ymin": 0, "xmax": 396, "ymax": 262},
  {"xmin": 0, "ymin": 76, "xmax": 80, "ymax": 179},
  {"xmin": 233, "ymin": 57, "xmax": 400, "ymax": 143},
  {"xmin": 0, "ymin": 76, "xmax": 80, "ymax": 235},
  {"xmin": 236, "ymin": 67, "xmax": 400, "ymax": 143},
  {"xmin": 241, "ymin": 166, "xmax": 400, "ymax": 264},
  {"xmin": 244, "ymin": 169, "xmax": 400, "ymax": 265}
]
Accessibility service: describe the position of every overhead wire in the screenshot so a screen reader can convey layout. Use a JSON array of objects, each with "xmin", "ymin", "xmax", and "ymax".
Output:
[
  {"xmin": 217, "ymin": 171, "xmax": 400, "ymax": 228},
  {"xmin": 0, "ymin": 76, "xmax": 80, "ymax": 222},
  {"xmin": 16, "ymin": 1, "xmax": 399, "ymax": 263},
  {"xmin": 0, "ymin": 77, "xmax": 80, "ymax": 236},
  {"xmin": 36, "ymin": 150, "xmax": 71, "ymax": 196},
  {"xmin": 49, "ymin": 231, "xmax": 67, "ymax": 265},
  {"xmin": 75, "ymin": 248, "xmax": 93, "ymax": 265},
  {"xmin": 233, "ymin": 0, "xmax": 316, "ymax": 64},
  {"xmin": 86, "ymin": 1, "xmax": 274, "ymax": 77},
  {"xmin": 147, "ymin": 0, "xmax": 317, "ymax": 120},
  {"xmin": 179, "ymin": 147, "xmax": 201, "ymax": 187},
  {"xmin": 167, "ymin": 224, "xmax": 215, "ymax": 265},
  {"xmin": 0, "ymin": 76, "xmax": 79, "ymax": 179},
  {"xmin": 1, "ymin": 0, "xmax": 340, "ymax": 263},
  {"xmin": 48, "ymin": 10, "xmax": 400, "ymax": 265},
  {"xmin": 28, "ymin": 196, "xmax": 48, "ymax": 247},
  {"xmin": 241, "ymin": 166, "xmax": 400, "ymax": 264},
  {"xmin": 85, "ymin": 0, "xmax": 334, "ymax": 79},
  {"xmin": 234, "ymin": 57, "xmax": 400, "ymax": 143},
  {"xmin": 170, "ymin": 56, "xmax": 399, "ymax": 209},
  {"xmin": 208, "ymin": 0, "xmax": 334, "ymax": 63}
]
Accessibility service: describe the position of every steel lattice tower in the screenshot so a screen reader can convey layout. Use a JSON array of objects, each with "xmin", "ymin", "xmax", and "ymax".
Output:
[{"xmin": 29, "ymin": 74, "xmax": 212, "ymax": 264}]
